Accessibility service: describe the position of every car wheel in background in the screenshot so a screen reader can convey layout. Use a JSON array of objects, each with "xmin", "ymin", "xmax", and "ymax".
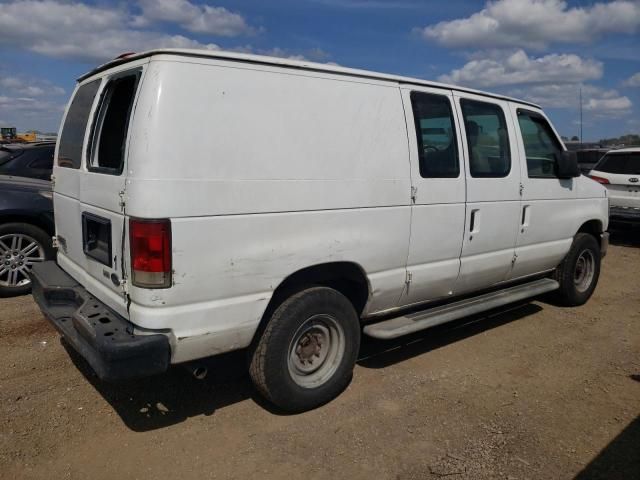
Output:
[{"xmin": 0, "ymin": 223, "xmax": 54, "ymax": 297}]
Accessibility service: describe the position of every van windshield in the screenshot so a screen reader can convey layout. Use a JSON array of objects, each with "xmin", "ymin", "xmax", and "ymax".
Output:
[{"xmin": 595, "ymin": 153, "xmax": 640, "ymax": 175}]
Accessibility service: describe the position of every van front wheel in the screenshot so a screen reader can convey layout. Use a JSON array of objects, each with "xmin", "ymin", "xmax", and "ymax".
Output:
[
  {"xmin": 249, "ymin": 286, "xmax": 360, "ymax": 412},
  {"xmin": 552, "ymin": 233, "xmax": 601, "ymax": 306}
]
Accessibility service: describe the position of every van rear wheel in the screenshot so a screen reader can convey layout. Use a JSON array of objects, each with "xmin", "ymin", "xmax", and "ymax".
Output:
[
  {"xmin": 249, "ymin": 286, "xmax": 360, "ymax": 412},
  {"xmin": 552, "ymin": 233, "xmax": 601, "ymax": 306}
]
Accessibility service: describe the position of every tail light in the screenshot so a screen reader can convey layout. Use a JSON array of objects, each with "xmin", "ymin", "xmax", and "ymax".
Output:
[
  {"xmin": 589, "ymin": 175, "xmax": 610, "ymax": 185},
  {"xmin": 129, "ymin": 218, "xmax": 172, "ymax": 288}
]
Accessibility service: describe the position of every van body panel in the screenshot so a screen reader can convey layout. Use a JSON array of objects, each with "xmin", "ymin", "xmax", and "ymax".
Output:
[
  {"xmin": 126, "ymin": 59, "xmax": 411, "ymax": 216},
  {"xmin": 398, "ymin": 87, "xmax": 466, "ymax": 306},
  {"xmin": 506, "ymin": 103, "xmax": 609, "ymax": 279},
  {"xmin": 452, "ymin": 93, "xmax": 522, "ymax": 293},
  {"xmin": 128, "ymin": 206, "xmax": 411, "ymax": 362}
]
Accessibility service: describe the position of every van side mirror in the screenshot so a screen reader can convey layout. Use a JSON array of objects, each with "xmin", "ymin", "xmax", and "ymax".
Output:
[{"xmin": 556, "ymin": 150, "xmax": 580, "ymax": 178}]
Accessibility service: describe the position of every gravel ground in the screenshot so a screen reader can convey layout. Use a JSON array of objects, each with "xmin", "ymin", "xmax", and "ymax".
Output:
[{"xmin": 1, "ymin": 230, "xmax": 639, "ymax": 480}]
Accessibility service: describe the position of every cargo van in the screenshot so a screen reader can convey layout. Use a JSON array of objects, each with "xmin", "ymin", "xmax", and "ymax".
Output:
[{"xmin": 31, "ymin": 49, "xmax": 609, "ymax": 412}]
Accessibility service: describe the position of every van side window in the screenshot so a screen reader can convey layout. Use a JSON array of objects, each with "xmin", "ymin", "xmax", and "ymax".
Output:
[
  {"xmin": 460, "ymin": 99, "xmax": 511, "ymax": 178},
  {"xmin": 410, "ymin": 92, "xmax": 459, "ymax": 178},
  {"xmin": 89, "ymin": 73, "xmax": 139, "ymax": 174},
  {"xmin": 57, "ymin": 80, "xmax": 101, "ymax": 169},
  {"xmin": 517, "ymin": 110, "xmax": 563, "ymax": 178}
]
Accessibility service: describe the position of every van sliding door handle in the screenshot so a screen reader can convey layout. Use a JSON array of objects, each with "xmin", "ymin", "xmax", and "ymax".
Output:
[
  {"xmin": 469, "ymin": 209, "xmax": 480, "ymax": 238},
  {"xmin": 521, "ymin": 205, "xmax": 531, "ymax": 233}
]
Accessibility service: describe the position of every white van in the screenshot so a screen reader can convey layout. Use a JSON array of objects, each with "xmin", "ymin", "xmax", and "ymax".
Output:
[{"xmin": 31, "ymin": 49, "xmax": 609, "ymax": 412}]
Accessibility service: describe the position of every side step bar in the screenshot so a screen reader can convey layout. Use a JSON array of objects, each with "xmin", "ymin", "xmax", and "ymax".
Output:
[{"xmin": 363, "ymin": 278, "xmax": 559, "ymax": 340}]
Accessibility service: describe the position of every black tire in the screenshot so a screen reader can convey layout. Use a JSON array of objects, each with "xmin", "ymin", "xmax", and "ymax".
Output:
[
  {"xmin": 249, "ymin": 286, "xmax": 360, "ymax": 413},
  {"xmin": 0, "ymin": 223, "xmax": 54, "ymax": 297},
  {"xmin": 552, "ymin": 233, "xmax": 601, "ymax": 306}
]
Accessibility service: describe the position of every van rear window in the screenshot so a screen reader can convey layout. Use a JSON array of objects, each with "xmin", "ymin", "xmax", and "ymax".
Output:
[
  {"xmin": 595, "ymin": 153, "xmax": 640, "ymax": 175},
  {"xmin": 89, "ymin": 73, "xmax": 139, "ymax": 174},
  {"xmin": 58, "ymin": 80, "xmax": 101, "ymax": 169}
]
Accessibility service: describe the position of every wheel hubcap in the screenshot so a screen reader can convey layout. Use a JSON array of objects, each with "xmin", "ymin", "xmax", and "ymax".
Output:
[
  {"xmin": 573, "ymin": 249, "xmax": 595, "ymax": 293},
  {"xmin": 0, "ymin": 234, "xmax": 45, "ymax": 288},
  {"xmin": 288, "ymin": 314, "xmax": 345, "ymax": 388}
]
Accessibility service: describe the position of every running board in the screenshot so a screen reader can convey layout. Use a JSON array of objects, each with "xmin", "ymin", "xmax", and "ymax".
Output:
[{"xmin": 363, "ymin": 278, "xmax": 559, "ymax": 340}]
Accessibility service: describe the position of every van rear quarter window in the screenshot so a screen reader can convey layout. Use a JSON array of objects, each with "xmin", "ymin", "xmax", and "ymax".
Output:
[
  {"xmin": 57, "ymin": 80, "xmax": 101, "ymax": 169},
  {"xmin": 595, "ymin": 153, "xmax": 640, "ymax": 175}
]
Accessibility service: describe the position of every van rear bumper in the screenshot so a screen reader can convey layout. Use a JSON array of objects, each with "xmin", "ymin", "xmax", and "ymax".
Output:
[{"xmin": 30, "ymin": 261, "xmax": 170, "ymax": 381}]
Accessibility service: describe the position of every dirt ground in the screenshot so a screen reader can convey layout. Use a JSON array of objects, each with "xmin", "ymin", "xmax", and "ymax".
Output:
[{"xmin": 1, "ymin": 230, "xmax": 639, "ymax": 480}]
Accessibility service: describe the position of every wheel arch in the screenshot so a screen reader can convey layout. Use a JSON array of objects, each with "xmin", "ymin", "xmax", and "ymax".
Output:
[
  {"xmin": 577, "ymin": 219, "xmax": 603, "ymax": 239},
  {"xmin": 250, "ymin": 261, "xmax": 371, "ymax": 346},
  {"xmin": 576, "ymin": 219, "xmax": 604, "ymax": 253}
]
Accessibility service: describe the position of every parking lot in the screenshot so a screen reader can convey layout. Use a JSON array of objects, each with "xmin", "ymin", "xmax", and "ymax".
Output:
[{"xmin": 0, "ymin": 230, "xmax": 638, "ymax": 480}]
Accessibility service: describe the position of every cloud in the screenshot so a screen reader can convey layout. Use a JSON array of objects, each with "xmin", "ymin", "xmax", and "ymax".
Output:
[
  {"xmin": 0, "ymin": 95, "xmax": 65, "ymax": 126},
  {"xmin": 230, "ymin": 46, "xmax": 333, "ymax": 62},
  {"xmin": 507, "ymin": 84, "xmax": 632, "ymax": 118},
  {"xmin": 0, "ymin": 0, "xmax": 244, "ymax": 62},
  {"xmin": 438, "ymin": 50, "xmax": 602, "ymax": 88},
  {"xmin": 623, "ymin": 72, "xmax": 640, "ymax": 88},
  {"xmin": 137, "ymin": 0, "xmax": 258, "ymax": 36},
  {"xmin": 0, "ymin": 69, "xmax": 69, "ymax": 131},
  {"xmin": 0, "ymin": 74, "xmax": 65, "ymax": 97},
  {"xmin": 418, "ymin": 0, "xmax": 640, "ymax": 50}
]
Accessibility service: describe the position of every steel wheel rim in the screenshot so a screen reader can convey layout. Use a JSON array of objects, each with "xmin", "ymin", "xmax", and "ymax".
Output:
[
  {"xmin": 287, "ymin": 314, "xmax": 346, "ymax": 389},
  {"xmin": 0, "ymin": 234, "xmax": 45, "ymax": 288},
  {"xmin": 574, "ymin": 249, "xmax": 595, "ymax": 293}
]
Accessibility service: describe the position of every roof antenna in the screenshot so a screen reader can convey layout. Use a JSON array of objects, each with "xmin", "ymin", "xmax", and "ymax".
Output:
[{"xmin": 579, "ymin": 86, "xmax": 583, "ymax": 146}]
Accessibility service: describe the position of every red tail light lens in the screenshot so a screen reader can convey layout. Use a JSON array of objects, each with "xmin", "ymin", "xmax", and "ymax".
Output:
[
  {"xmin": 129, "ymin": 218, "xmax": 171, "ymax": 288},
  {"xmin": 589, "ymin": 175, "xmax": 610, "ymax": 185}
]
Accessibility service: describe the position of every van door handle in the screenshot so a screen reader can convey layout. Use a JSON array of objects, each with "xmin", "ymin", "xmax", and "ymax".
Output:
[
  {"xmin": 469, "ymin": 209, "xmax": 480, "ymax": 239},
  {"xmin": 521, "ymin": 205, "xmax": 531, "ymax": 233}
]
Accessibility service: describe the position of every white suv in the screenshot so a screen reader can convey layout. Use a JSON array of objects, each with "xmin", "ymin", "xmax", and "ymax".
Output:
[
  {"xmin": 30, "ymin": 49, "xmax": 609, "ymax": 412},
  {"xmin": 589, "ymin": 148, "xmax": 640, "ymax": 224}
]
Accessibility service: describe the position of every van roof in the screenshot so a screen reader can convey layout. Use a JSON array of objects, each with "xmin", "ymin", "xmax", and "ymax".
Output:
[{"xmin": 79, "ymin": 48, "xmax": 541, "ymax": 109}]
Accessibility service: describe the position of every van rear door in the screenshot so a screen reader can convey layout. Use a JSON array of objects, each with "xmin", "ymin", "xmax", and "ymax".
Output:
[{"xmin": 54, "ymin": 67, "xmax": 143, "ymax": 316}]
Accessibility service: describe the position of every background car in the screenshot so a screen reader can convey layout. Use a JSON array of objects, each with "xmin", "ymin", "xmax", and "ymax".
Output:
[
  {"xmin": 589, "ymin": 147, "xmax": 640, "ymax": 225},
  {"xmin": 0, "ymin": 175, "xmax": 55, "ymax": 296},
  {"xmin": 575, "ymin": 148, "xmax": 609, "ymax": 174},
  {"xmin": 0, "ymin": 142, "xmax": 55, "ymax": 181}
]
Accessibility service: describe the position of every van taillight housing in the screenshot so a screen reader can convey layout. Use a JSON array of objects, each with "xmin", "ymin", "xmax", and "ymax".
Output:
[{"xmin": 129, "ymin": 218, "xmax": 172, "ymax": 288}]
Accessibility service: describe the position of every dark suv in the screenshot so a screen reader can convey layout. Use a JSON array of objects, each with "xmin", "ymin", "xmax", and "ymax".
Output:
[{"xmin": 0, "ymin": 142, "xmax": 55, "ymax": 181}]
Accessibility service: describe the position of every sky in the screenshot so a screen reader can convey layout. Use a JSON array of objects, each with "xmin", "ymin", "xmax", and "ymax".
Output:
[{"xmin": 0, "ymin": 0, "xmax": 639, "ymax": 140}]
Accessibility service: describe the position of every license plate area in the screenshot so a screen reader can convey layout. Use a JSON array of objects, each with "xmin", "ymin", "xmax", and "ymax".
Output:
[{"xmin": 82, "ymin": 212, "xmax": 112, "ymax": 267}]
